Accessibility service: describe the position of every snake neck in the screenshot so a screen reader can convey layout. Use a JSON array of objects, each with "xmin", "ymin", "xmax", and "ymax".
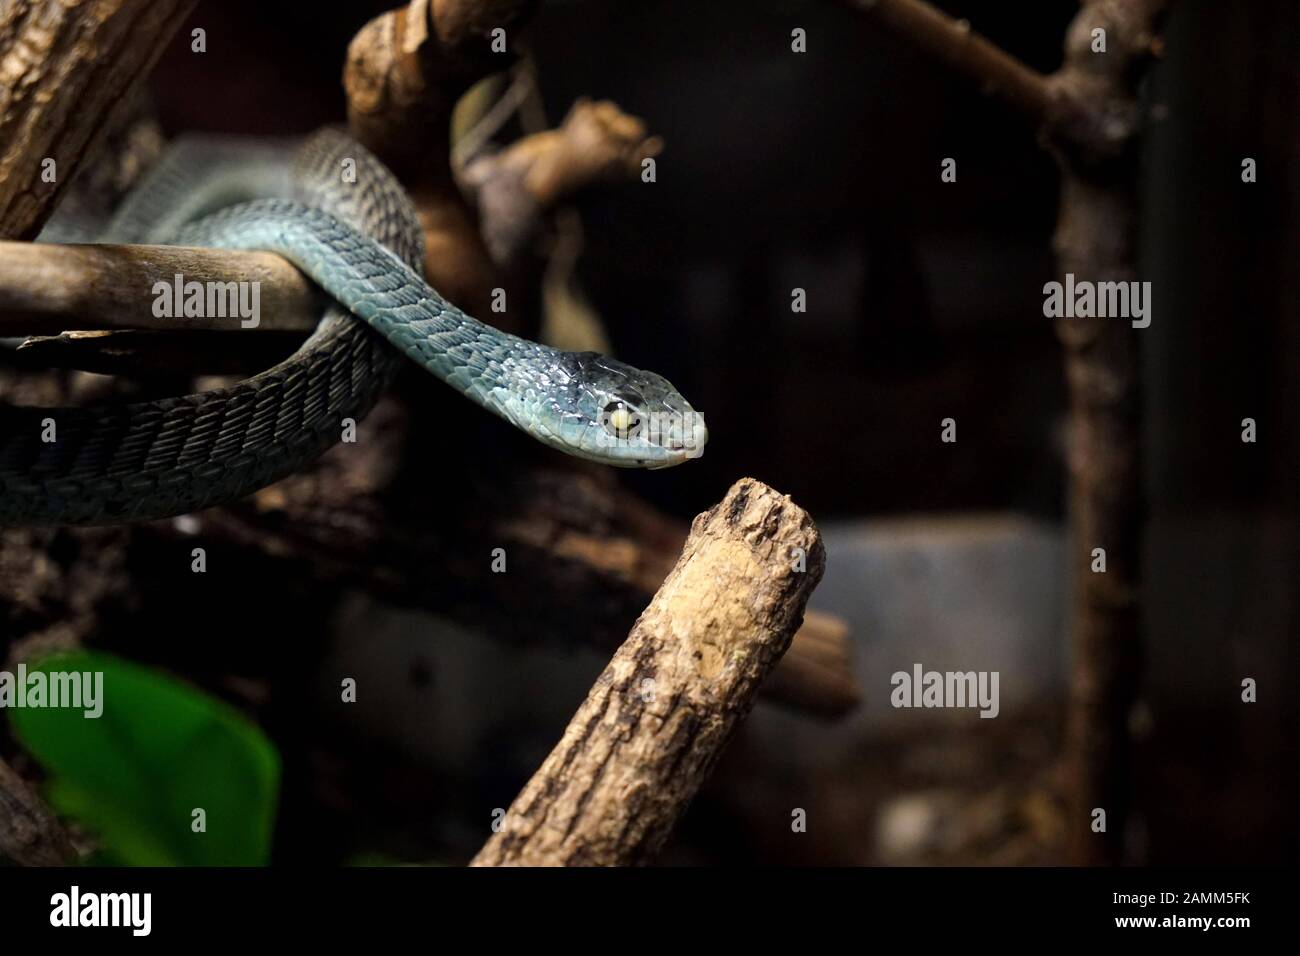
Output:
[{"xmin": 173, "ymin": 200, "xmax": 554, "ymax": 427}]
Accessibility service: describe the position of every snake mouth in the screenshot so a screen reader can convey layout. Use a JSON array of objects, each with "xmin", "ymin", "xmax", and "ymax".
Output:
[
  {"xmin": 646, "ymin": 428, "xmax": 708, "ymax": 469},
  {"xmin": 645, "ymin": 456, "xmax": 688, "ymax": 470},
  {"xmin": 587, "ymin": 412, "xmax": 705, "ymax": 469}
]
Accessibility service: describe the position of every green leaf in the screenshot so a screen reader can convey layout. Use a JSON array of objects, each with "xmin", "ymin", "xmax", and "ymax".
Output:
[{"xmin": 8, "ymin": 651, "xmax": 279, "ymax": 866}]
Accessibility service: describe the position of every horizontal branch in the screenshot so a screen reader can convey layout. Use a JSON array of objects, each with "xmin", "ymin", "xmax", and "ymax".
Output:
[
  {"xmin": 0, "ymin": 241, "xmax": 322, "ymax": 336},
  {"xmin": 473, "ymin": 478, "xmax": 826, "ymax": 866},
  {"xmin": 763, "ymin": 608, "xmax": 857, "ymax": 715},
  {"xmin": 1056, "ymin": 0, "xmax": 1167, "ymax": 868}
]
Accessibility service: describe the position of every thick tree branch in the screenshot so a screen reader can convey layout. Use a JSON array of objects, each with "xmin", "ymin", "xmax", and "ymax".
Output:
[
  {"xmin": 0, "ymin": 0, "xmax": 197, "ymax": 239},
  {"xmin": 0, "ymin": 241, "xmax": 321, "ymax": 336},
  {"xmin": 472, "ymin": 478, "xmax": 825, "ymax": 866}
]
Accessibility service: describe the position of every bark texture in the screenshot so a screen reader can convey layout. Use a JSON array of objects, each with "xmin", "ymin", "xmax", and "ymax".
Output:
[
  {"xmin": 0, "ymin": 757, "xmax": 75, "ymax": 865},
  {"xmin": 344, "ymin": 0, "xmax": 537, "ymax": 320},
  {"xmin": 0, "ymin": 241, "xmax": 323, "ymax": 336},
  {"xmin": 0, "ymin": 0, "xmax": 197, "ymax": 239},
  {"xmin": 472, "ymin": 478, "xmax": 826, "ymax": 866},
  {"xmin": 461, "ymin": 97, "xmax": 662, "ymax": 266},
  {"xmin": 1049, "ymin": 0, "xmax": 1166, "ymax": 867}
]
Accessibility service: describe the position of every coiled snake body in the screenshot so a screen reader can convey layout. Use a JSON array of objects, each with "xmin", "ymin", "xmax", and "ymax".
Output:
[{"xmin": 0, "ymin": 129, "xmax": 705, "ymax": 526}]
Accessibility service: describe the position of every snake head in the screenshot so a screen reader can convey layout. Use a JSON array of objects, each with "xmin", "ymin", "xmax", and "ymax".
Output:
[{"xmin": 550, "ymin": 352, "xmax": 707, "ymax": 469}]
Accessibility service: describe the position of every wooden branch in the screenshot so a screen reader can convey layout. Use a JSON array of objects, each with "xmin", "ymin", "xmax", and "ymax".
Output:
[
  {"xmin": 0, "ymin": 0, "xmax": 198, "ymax": 240},
  {"xmin": 843, "ymin": 0, "xmax": 1163, "ymax": 159},
  {"xmin": 842, "ymin": 0, "xmax": 1059, "ymax": 126},
  {"xmin": 344, "ymin": 0, "xmax": 538, "ymax": 320},
  {"xmin": 9, "ymin": 330, "xmax": 307, "ymax": 377},
  {"xmin": 846, "ymin": 0, "xmax": 1167, "ymax": 865},
  {"xmin": 0, "ymin": 241, "xmax": 321, "ymax": 336},
  {"xmin": 472, "ymin": 478, "xmax": 825, "ymax": 866},
  {"xmin": 469, "ymin": 97, "xmax": 662, "ymax": 210},
  {"xmin": 344, "ymin": 0, "xmax": 538, "ymax": 181},
  {"xmin": 0, "ymin": 757, "xmax": 77, "ymax": 866},
  {"xmin": 461, "ymin": 97, "xmax": 663, "ymax": 267},
  {"xmin": 1051, "ymin": 0, "xmax": 1167, "ymax": 868},
  {"xmin": 762, "ymin": 608, "xmax": 857, "ymax": 716}
]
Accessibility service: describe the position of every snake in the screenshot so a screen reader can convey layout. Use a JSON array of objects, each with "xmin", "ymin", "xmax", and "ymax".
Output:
[{"xmin": 0, "ymin": 128, "xmax": 706, "ymax": 526}]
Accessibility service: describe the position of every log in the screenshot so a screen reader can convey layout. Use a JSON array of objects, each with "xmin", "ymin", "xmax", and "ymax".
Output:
[{"xmin": 472, "ymin": 478, "xmax": 825, "ymax": 866}]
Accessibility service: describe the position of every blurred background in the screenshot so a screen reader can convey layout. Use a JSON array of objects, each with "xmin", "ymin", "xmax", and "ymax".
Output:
[{"xmin": 2, "ymin": 0, "xmax": 1296, "ymax": 865}]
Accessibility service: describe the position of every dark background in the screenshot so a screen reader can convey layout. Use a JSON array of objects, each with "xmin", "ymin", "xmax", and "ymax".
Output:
[{"xmin": 41, "ymin": 0, "xmax": 1300, "ymax": 863}]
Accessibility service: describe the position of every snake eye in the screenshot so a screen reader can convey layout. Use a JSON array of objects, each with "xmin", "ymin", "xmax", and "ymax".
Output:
[{"xmin": 601, "ymin": 400, "xmax": 642, "ymax": 439}]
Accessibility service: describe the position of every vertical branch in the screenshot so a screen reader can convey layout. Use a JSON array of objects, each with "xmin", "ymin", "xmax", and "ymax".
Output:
[
  {"xmin": 0, "ymin": 757, "xmax": 76, "ymax": 865},
  {"xmin": 841, "ymin": 0, "xmax": 1167, "ymax": 864},
  {"xmin": 1050, "ymin": 0, "xmax": 1167, "ymax": 866},
  {"xmin": 1054, "ymin": 174, "xmax": 1143, "ymax": 866}
]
